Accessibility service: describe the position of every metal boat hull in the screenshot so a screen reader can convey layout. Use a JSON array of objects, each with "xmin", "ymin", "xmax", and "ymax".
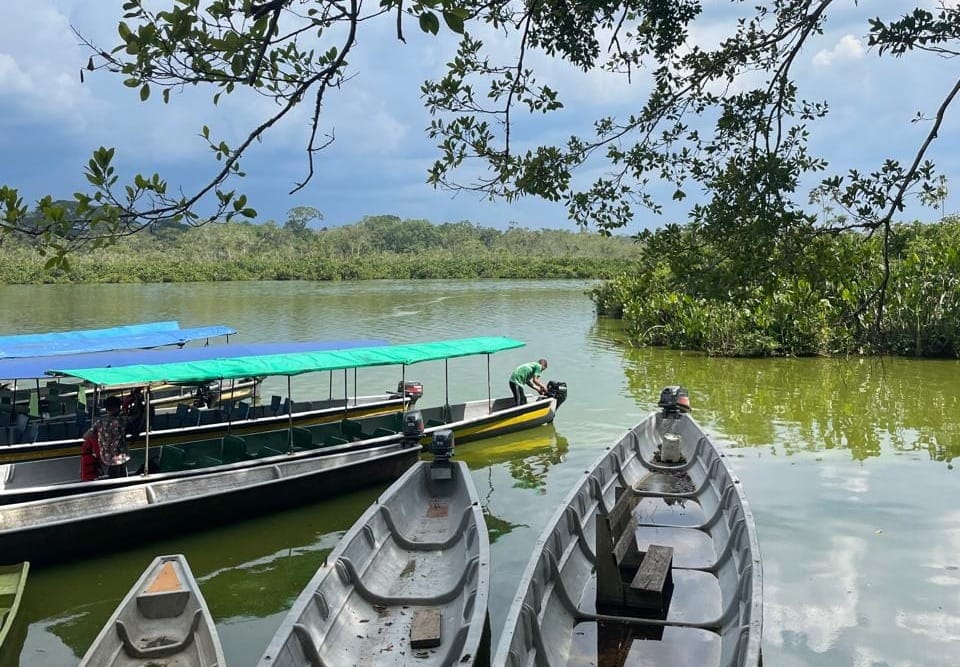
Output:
[
  {"xmin": 494, "ymin": 410, "xmax": 763, "ymax": 667},
  {"xmin": 79, "ymin": 554, "xmax": 225, "ymax": 667},
  {"xmin": 0, "ymin": 443, "xmax": 420, "ymax": 566},
  {"xmin": 259, "ymin": 459, "xmax": 489, "ymax": 667},
  {"xmin": 0, "ymin": 395, "xmax": 557, "ymax": 504}
]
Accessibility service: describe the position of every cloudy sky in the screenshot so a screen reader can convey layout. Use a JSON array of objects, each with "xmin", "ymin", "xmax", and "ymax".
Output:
[{"xmin": 0, "ymin": 1, "xmax": 957, "ymax": 233}]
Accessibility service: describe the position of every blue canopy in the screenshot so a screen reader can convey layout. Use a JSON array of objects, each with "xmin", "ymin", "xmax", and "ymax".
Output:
[
  {"xmin": 0, "ymin": 322, "xmax": 237, "ymax": 359},
  {"xmin": 0, "ymin": 339, "xmax": 388, "ymax": 381}
]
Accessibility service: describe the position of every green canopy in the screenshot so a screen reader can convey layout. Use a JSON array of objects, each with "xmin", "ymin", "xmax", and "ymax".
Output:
[{"xmin": 48, "ymin": 336, "xmax": 525, "ymax": 387}]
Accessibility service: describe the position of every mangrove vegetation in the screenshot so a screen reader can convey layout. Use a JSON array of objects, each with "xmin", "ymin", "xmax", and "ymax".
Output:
[
  {"xmin": 0, "ymin": 214, "xmax": 638, "ymax": 284},
  {"xmin": 590, "ymin": 216, "xmax": 960, "ymax": 359}
]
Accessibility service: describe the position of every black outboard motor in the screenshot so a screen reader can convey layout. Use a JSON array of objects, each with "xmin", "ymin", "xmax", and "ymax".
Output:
[
  {"xmin": 430, "ymin": 429, "xmax": 455, "ymax": 462},
  {"xmin": 658, "ymin": 385, "xmax": 691, "ymax": 418},
  {"xmin": 545, "ymin": 380, "xmax": 568, "ymax": 409},
  {"xmin": 401, "ymin": 410, "xmax": 424, "ymax": 447},
  {"xmin": 429, "ymin": 429, "xmax": 456, "ymax": 481}
]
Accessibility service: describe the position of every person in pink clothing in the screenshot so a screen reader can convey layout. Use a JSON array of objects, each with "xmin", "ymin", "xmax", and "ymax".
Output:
[{"xmin": 96, "ymin": 395, "xmax": 130, "ymax": 478}]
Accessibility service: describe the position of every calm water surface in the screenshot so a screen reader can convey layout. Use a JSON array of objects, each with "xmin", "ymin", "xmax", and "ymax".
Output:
[{"xmin": 1, "ymin": 280, "xmax": 957, "ymax": 666}]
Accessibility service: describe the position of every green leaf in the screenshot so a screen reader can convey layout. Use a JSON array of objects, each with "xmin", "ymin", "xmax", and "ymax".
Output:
[
  {"xmin": 442, "ymin": 11, "xmax": 464, "ymax": 34},
  {"xmin": 140, "ymin": 83, "xmax": 150, "ymax": 101},
  {"xmin": 419, "ymin": 11, "xmax": 440, "ymax": 35}
]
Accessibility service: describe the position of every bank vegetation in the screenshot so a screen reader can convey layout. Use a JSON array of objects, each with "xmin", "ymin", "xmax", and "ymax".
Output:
[
  {"xmin": 0, "ymin": 215, "xmax": 637, "ymax": 284},
  {"xmin": 591, "ymin": 217, "xmax": 960, "ymax": 358}
]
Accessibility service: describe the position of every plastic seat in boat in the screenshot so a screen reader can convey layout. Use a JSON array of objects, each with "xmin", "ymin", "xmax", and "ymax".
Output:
[
  {"xmin": 341, "ymin": 419, "xmax": 368, "ymax": 441},
  {"xmin": 231, "ymin": 401, "xmax": 250, "ymax": 421},
  {"xmin": 323, "ymin": 435, "xmax": 349, "ymax": 447},
  {"xmin": 222, "ymin": 435, "xmax": 255, "ymax": 463},
  {"xmin": 158, "ymin": 446, "xmax": 187, "ymax": 473},
  {"xmin": 291, "ymin": 427, "xmax": 317, "ymax": 451},
  {"xmin": 270, "ymin": 395, "xmax": 282, "ymax": 416}
]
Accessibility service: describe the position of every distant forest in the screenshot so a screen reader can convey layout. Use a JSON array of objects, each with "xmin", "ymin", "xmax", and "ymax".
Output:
[{"xmin": 0, "ymin": 214, "xmax": 639, "ymax": 284}]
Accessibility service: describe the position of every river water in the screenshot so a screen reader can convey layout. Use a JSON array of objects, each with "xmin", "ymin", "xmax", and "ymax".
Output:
[{"xmin": 2, "ymin": 280, "xmax": 957, "ymax": 666}]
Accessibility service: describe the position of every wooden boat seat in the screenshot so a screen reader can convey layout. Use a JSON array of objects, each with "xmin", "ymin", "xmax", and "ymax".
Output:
[{"xmin": 596, "ymin": 486, "xmax": 676, "ymax": 613}]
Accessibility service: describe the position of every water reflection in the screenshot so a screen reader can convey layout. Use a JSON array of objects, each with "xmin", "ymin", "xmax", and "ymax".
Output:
[
  {"xmin": 592, "ymin": 318, "xmax": 960, "ymax": 463},
  {"xmin": 457, "ymin": 424, "xmax": 569, "ymax": 491}
]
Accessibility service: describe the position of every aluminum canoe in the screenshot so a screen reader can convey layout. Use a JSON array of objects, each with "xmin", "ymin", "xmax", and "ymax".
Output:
[
  {"xmin": 79, "ymin": 554, "xmax": 225, "ymax": 667},
  {"xmin": 494, "ymin": 404, "xmax": 762, "ymax": 667},
  {"xmin": 258, "ymin": 457, "xmax": 489, "ymax": 667}
]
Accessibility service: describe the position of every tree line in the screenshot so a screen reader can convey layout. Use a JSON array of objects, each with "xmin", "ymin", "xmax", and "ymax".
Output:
[{"xmin": 0, "ymin": 214, "xmax": 638, "ymax": 284}]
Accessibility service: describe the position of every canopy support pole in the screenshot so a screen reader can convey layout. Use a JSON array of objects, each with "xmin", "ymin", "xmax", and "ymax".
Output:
[
  {"xmin": 353, "ymin": 368, "xmax": 358, "ymax": 407},
  {"xmin": 143, "ymin": 385, "xmax": 152, "ymax": 477},
  {"xmin": 486, "ymin": 354, "xmax": 492, "ymax": 414},
  {"xmin": 329, "ymin": 371, "xmax": 333, "ymax": 401},
  {"xmin": 402, "ymin": 365, "xmax": 406, "ymax": 413},
  {"xmin": 444, "ymin": 360, "xmax": 450, "ymax": 422},
  {"xmin": 343, "ymin": 370, "xmax": 348, "ymax": 420},
  {"xmin": 225, "ymin": 376, "xmax": 233, "ymax": 434},
  {"xmin": 287, "ymin": 376, "xmax": 294, "ymax": 450},
  {"xmin": 9, "ymin": 380, "xmax": 16, "ymax": 427}
]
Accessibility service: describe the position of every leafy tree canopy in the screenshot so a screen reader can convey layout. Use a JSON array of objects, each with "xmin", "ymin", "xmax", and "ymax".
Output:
[{"xmin": 0, "ymin": 0, "xmax": 957, "ymax": 285}]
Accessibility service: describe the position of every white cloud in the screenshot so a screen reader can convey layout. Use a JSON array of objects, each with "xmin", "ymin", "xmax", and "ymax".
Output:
[
  {"xmin": 0, "ymin": 3, "xmax": 97, "ymax": 123},
  {"xmin": 813, "ymin": 35, "xmax": 866, "ymax": 66}
]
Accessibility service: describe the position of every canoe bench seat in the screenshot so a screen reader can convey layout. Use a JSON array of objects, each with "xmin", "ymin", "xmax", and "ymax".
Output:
[
  {"xmin": 596, "ymin": 487, "xmax": 675, "ymax": 614},
  {"xmin": 628, "ymin": 545, "xmax": 674, "ymax": 614}
]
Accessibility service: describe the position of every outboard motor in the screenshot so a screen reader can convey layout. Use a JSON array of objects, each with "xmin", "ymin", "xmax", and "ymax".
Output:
[
  {"xmin": 545, "ymin": 380, "xmax": 568, "ymax": 409},
  {"xmin": 390, "ymin": 380, "xmax": 424, "ymax": 404},
  {"xmin": 401, "ymin": 410, "xmax": 424, "ymax": 447},
  {"xmin": 429, "ymin": 429, "xmax": 456, "ymax": 481},
  {"xmin": 657, "ymin": 386, "xmax": 690, "ymax": 463},
  {"xmin": 658, "ymin": 385, "xmax": 691, "ymax": 417}
]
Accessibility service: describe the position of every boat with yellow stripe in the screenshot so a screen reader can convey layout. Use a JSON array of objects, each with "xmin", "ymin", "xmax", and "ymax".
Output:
[{"xmin": 0, "ymin": 337, "xmax": 567, "ymax": 505}]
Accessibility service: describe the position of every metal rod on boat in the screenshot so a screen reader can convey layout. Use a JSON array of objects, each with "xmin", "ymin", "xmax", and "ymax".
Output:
[
  {"xmin": 143, "ymin": 385, "xmax": 152, "ymax": 477},
  {"xmin": 486, "ymin": 354, "xmax": 491, "ymax": 414},
  {"xmin": 225, "ymin": 376, "xmax": 233, "ymax": 434},
  {"xmin": 353, "ymin": 368, "xmax": 357, "ymax": 407},
  {"xmin": 343, "ymin": 370, "xmax": 348, "ymax": 418},
  {"xmin": 34, "ymin": 379, "xmax": 40, "ymax": 420},
  {"xmin": 402, "ymin": 364, "xmax": 406, "ymax": 410},
  {"xmin": 444, "ymin": 359, "xmax": 450, "ymax": 422},
  {"xmin": 10, "ymin": 380, "xmax": 16, "ymax": 426},
  {"xmin": 328, "ymin": 371, "xmax": 333, "ymax": 401},
  {"xmin": 287, "ymin": 375, "xmax": 294, "ymax": 449}
]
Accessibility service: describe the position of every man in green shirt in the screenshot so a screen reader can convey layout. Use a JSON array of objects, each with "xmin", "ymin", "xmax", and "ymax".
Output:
[{"xmin": 509, "ymin": 358, "xmax": 548, "ymax": 406}]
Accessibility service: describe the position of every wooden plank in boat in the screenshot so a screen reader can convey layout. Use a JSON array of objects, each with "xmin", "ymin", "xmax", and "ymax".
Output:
[
  {"xmin": 629, "ymin": 544, "xmax": 674, "ymax": 613},
  {"xmin": 410, "ymin": 608, "xmax": 442, "ymax": 649}
]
